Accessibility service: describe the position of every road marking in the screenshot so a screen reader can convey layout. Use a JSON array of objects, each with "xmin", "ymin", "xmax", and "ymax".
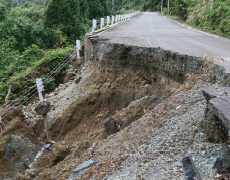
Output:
[{"xmin": 161, "ymin": 14, "xmax": 223, "ymax": 39}]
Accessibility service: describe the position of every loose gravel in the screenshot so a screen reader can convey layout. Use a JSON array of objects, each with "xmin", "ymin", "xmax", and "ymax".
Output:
[{"xmin": 64, "ymin": 73, "xmax": 230, "ymax": 180}]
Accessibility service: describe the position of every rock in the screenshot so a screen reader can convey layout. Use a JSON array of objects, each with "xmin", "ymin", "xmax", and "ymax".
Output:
[
  {"xmin": 52, "ymin": 143, "xmax": 70, "ymax": 161},
  {"xmin": 108, "ymin": 164, "xmax": 139, "ymax": 179},
  {"xmin": 104, "ymin": 118, "xmax": 120, "ymax": 135},
  {"xmin": 182, "ymin": 156, "xmax": 202, "ymax": 180},
  {"xmin": 212, "ymin": 157, "xmax": 223, "ymax": 173},
  {"xmin": 70, "ymin": 76, "xmax": 75, "ymax": 81},
  {"xmin": 31, "ymin": 117, "xmax": 44, "ymax": 135},
  {"xmin": 111, "ymin": 83, "xmax": 117, "ymax": 89},
  {"xmin": 112, "ymin": 96, "xmax": 157, "ymax": 129},
  {"xmin": 75, "ymin": 76, "xmax": 82, "ymax": 84},
  {"xmin": 73, "ymin": 160, "xmax": 97, "ymax": 174},
  {"xmin": 34, "ymin": 102, "xmax": 51, "ymax": 116},
  {"xmin": 146, "ymin": 170, "xmax": 160, "ymax": 180},
  {"xmin": 24, "ymin": 142, "xmax": 53, "ymax": 168},
  {"xmin": 64, "ymin": 73, "xmax": 74, "ymax": 83},
  {"xmin": 24, "ymin": 143, "xmax": 43, "ymax": 168},
  {"xmin": 76, "ymin": 57, "xmax": 84, "ymax": 66},
  {"xmin": 146, "ymin": 153, "xmax": 160, "ymax": 160},
  {"xmin": 203, "ymin": 86, "xmax": 230, "ymax": 101},
  {"xmin": 58, "ymin": 84, "xmax": 66, "ymax": 90},
  {"xmin": 72, "ymin": 140, "xmax": 90, "ymax": 158},
  {"xmin": 208, "ymin": 97, "xmax": 230, "ymax": 130},
  {"xmin": 12, "ymin": 172, "xmax": 25, "ymax": 180},
  {"xmin": 3, "ymin": 135, "xmax": 35, "ymax": 174},
  {"xmin": 25, "ymin": 169, "xmax": 39, "ymax": 178}
]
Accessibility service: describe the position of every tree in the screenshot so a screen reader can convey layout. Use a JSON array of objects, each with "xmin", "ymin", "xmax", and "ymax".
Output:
[
  {"xmin": 79, "ymin": 0, "xmax": 89, "ymax": 22},
  {"xmin": 43, "ymin": 0, "xmax": 84, "ymax": 42},
  {"xmin": 88, "ymin": 0, "xmax": 104, "ymax": 19},
  {"xmin": 0, "ymin": 3, "xmax": 6, "ymax": 21},
  {"xmin": 171, "ymin": 0, "xmax": 188, "ymax": 20},
  {"xmin": 0, "ymin": 0, "xmax": 17, "ymax": 11}
]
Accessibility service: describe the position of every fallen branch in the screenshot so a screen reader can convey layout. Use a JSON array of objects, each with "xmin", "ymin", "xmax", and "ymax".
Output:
[{"xmin": 5, "ymin": 84, "xmax": 12, "ymax": 104}]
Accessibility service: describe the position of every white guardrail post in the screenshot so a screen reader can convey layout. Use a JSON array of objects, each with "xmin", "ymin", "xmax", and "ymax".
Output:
[
  {"xmin": 36, "ymin": 78, "xmax": 44, "ymax": 103},
  {"xmin": 76, "ymin": 40, "xmax": 81, "ymax": 57},
  {"xmin": 91, "ymin": 12, "xmax": 140, "ymax": 32},
  {"xmin": 107, "ymin": 16, "xmax": 110, "ymax": 26},
  {"xmin": 101, "ymin": 17, "xmax": 104, "ymax": 29},
  {"xmin": 112, "ymin": 16, "xmax": 114, "ymax": 25},
  {"xmin": 92, "ymin": 19, "xmax": 97, "ymax": 32}
]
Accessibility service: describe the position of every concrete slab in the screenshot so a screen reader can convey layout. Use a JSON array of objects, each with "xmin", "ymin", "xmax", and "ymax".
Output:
[{"xmin": 208, "ymin": 97, "xmax": 230, "ymax": 129}]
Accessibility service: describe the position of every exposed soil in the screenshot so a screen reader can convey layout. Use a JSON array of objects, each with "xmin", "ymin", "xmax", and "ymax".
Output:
[
  {"xmin": 0, "ymin": 55, "xmax": 181, "ymax": 179},
  {"xmin": 0, "ymin": 40, "xmax": 229, "ymax": 180}
]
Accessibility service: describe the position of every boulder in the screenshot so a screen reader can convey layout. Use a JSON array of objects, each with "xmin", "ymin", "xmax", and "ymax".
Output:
[
  {"xmin": 104, "ymin": 118, "xmax": 120, "ymax": 135},
  {"xmin": 51, "ymin": 142, "xmax": 70, "ymax": 162},
  {"xmin": 72, "ymin": 140, "xmax": 90, "ymax": 158},
  {"xmin": 112, "ymin": 96, "xmax": 158, "ymax": 129}
]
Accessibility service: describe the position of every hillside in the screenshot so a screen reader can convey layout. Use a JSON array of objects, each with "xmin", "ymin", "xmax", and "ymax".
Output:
[{"xmin": 0, "ymin": 0, "xmax": 230, "ymax": 179}]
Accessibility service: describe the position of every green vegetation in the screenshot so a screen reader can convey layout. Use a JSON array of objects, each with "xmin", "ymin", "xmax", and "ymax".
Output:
[
  {"xmin": 186, "ymin": 0, "xmax": 230, "ymax": 37},
  {"xmin": 0, "ymin": 0, "xmax": 111, "ymax": 104},
  {"xmin": 0, "ymin": 0, "xmax": 229, "ymax": 105},
  {"xmin": 10, "ymin": 2, "xmax": 44, "ymax": 26},
  {"xmin": 0, "ymin": 46, "xmax": 72, "ymax": 103},
  {"xmin": 91, "ymin": 84, "xmax": 99, "ymax": 91},
  {"xmin": 111, "ymin": 0, "xmax": 230, "ymax": 37}
]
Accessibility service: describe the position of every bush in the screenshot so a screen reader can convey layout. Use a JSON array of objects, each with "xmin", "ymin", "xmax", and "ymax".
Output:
[
  {"xmin": 171, "ymin": 0, "xmax": 188, "ymax": 20},
  {"xmin": 0, "ymin": 47, "xmax": 72, "ymax": 103},
  {"xmin": 187, "ymin": 0, "xmax": 230, "ymax": 37}
]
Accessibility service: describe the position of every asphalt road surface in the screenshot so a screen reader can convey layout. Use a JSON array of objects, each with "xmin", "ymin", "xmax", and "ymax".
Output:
[{"xmin": 98, "ymin": 12, "xmax": 230, "ymax": 59}]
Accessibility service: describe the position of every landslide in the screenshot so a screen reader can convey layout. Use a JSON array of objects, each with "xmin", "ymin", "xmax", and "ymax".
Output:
[
  {"xmin": 0, "ymin": 52, "xmax": 180, "ymax": 179},
  {"xmin": 0, "ymin": 39, "xmax": 214, "ymax": 179},
  {"xmin": 50, "ymin": 62, "xmax": 180, "ymax": 144}
]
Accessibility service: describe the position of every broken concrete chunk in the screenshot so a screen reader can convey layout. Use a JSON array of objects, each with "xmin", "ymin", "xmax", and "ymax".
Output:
[
  {"xmin": 203, "ymin": 86, "xmax": 230, "ymax": 101},
  {"xmin": 212, "ymin": 157, "xmax": 223, "ymax": 173},
  {"xmin": 182, "ymin": 156, "xmax": 202, "ymax": 180},
  {"xmin": 208, "ymin": 97, "xmax": 230, "ymax": 129},
  {"xmin": 73, "ymin": 160, "xmax": 97, "ymax": 174},
  {"xmin": 24, "ymin": 142, "xmax": 55, "ymax": 169}
]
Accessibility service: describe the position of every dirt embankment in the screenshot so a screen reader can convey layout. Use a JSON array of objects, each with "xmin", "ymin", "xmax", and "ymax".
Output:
[{"xmin": 0, "ymin": 38, "xmax": 218, "ymax": 179}]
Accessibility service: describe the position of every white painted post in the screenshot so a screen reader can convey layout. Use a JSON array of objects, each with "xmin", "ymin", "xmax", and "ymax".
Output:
[
  {"xmin": 107, "ymin": 16, "xmax": 110, "ymax": 26},
  {"xmin": 92, "ymin": 19, "xmax": 97, "ymax": 32},
  {"xmin": 101, "ymin": 18, "xmax": 104, "ymax": 29},
  {"xmin": 36, "ymin": 78, "xmax": 44, "ymax": 103},
  {"xmin": 76, "ymin": 40, "xmax": 81, "ymax": 57},
  {"xmin": 112, "ymin": 16, "xmax": 114, "ymax": 25}
]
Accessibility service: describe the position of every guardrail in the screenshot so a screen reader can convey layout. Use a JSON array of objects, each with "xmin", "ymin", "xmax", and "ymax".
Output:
[{"xmin": 92, "ymin": 11, "xmax": 140, "ymax": 32}]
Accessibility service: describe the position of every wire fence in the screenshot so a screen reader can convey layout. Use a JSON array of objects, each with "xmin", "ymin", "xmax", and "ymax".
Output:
[
  {"xmin": 0, "ymin": 47, "xmax": 77, "ymax": 121},
  {"xmin": 0, "ymin": 11, "xmax": 140, "ymax": 122}
]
